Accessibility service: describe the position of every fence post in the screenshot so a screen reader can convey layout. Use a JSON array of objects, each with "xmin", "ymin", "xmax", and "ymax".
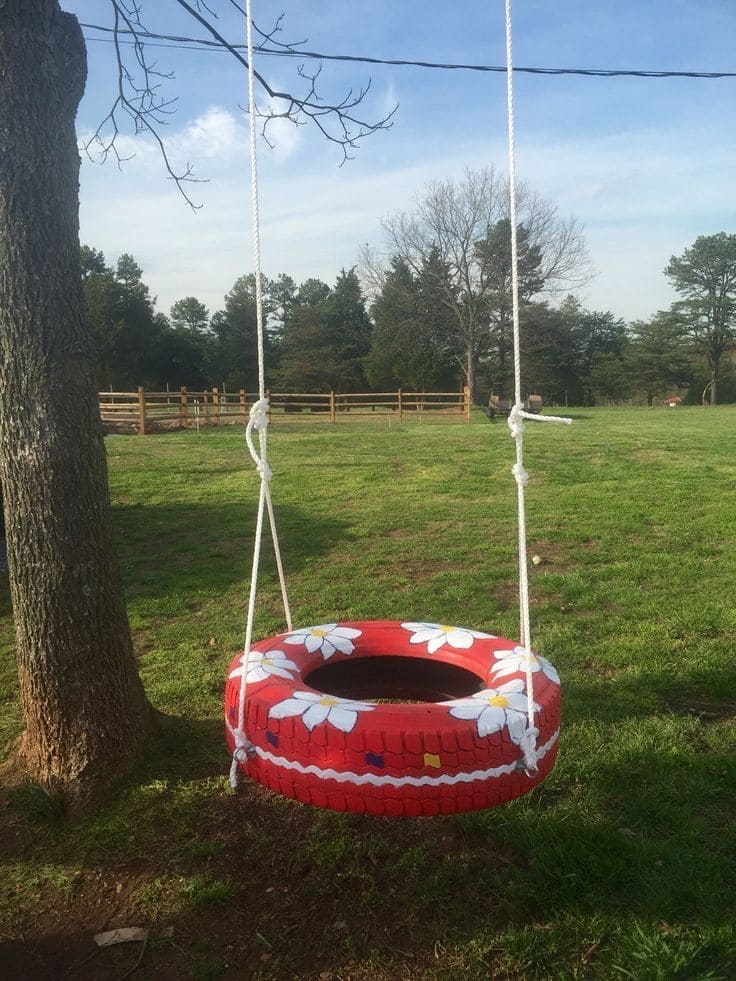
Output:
[
  {"xmin": 213, "ymin": 386, "xmax": 221, "ymax": 426},
  {"xmin": 137, "ymin": 386, "xmax": 146, "ymax": 436},
  {"xmin": 464, "ymin": 385, "xmax": 471, "ymax": 423},
  {"xmin": 240, "ymin": 389, "xmax": 247, "ymax": 425},
  {"xmin": 180, "ymin": 386, "xmax": 189, "ymax": 428},
  {"xmin": 398, "ymin": 388, "xmax": 403, "ymax": 424},
  {"xmin": 329, "ymin": 389, "xmax": 336, "ymax": 423},
  {"xmin": 203, "ymin": 390, "xmax": 210, "ymax": 424}
]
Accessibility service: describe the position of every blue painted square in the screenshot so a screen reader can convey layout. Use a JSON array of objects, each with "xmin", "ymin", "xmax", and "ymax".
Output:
[
  {"xmin": 266, "ymin": 731, "xmax": 279, "ymax": 747},
  {"xmin": 365, "ymin": 752, "xmax": 384, "ymax": 768}
]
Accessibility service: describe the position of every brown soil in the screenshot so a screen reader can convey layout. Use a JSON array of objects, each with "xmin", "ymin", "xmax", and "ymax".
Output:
[{"xmin": 0, "ymin": 778, "xmax": 523, "ymax": 980}]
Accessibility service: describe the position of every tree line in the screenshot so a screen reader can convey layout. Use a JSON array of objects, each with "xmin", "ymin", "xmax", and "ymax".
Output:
[{"xmin": 84, "ymin": 216, "xmax": 736, "ymax": 407}]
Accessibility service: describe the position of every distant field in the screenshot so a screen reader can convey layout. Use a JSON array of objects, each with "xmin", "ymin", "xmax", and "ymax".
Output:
[{"xmin": 1, "ymin": 406, "xmax": 735, "ymax": 978}]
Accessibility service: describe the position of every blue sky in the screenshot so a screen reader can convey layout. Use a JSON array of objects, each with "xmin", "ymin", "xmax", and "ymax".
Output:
[{"xmin": 67, "ymin": 1, "xmax": 736, "ymax": 322}]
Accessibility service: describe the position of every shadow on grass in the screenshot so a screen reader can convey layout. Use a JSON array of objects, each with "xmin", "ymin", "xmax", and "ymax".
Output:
[
  {"xmin": 4, "ymin": 687, "xmax": 735, "ymax": 979},
  {"xmin": 565, "ymin": 661, "xmax": 736, "ymax": 725},
  {"xmin": 112, "ymin": 500, "xmax": 353, "ymax": 603}
]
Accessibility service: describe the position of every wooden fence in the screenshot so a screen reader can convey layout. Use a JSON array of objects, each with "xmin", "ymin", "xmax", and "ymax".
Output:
[{"xmin": 99, "ymin": 386, "xmax": 472, "ymax": 434}]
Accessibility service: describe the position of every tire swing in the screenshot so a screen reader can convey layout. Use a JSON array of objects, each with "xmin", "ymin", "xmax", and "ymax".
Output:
[{"xmin": 225, "ymin": 0, "xmax": 569, "ymax": 816}]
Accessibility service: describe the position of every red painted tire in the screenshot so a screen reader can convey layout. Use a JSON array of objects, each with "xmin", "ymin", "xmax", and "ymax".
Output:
[{"xmin": 224, "ymin": 620, "xmax": 561, "ymax": 816}]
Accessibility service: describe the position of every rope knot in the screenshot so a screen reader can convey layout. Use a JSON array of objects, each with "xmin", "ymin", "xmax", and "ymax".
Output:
[
  {"xmin": 249, "ymin": 398, "xmax": 270, "ymax": 432},
  {"xmin": 517, "ymin": 725, "xmax": 539, "ymax": 776},
  {"xmin": 507, "ymin": 404, "xmax": 525, "ymax": 439},
  {"xmin": 245, "ymin": 398, "xmax": 272, "ymax": 481},
  {"xmin": 512, "ymin": 462, "xmax": 529, "ymax": 487},
  {"xmin": 229, "ymin": 728, "xmax": 256, "ymax": 789}
]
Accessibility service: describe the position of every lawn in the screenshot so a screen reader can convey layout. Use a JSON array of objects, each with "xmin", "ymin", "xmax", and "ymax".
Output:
[{"xmin": 1, "ymin": 407, "xmax": 735, "ymax": 979}]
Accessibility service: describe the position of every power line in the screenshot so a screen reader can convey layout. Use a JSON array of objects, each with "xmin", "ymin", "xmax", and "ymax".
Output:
[{"xmin": 79, "ymin": 22, "xmax": 736, "ymax": 80}]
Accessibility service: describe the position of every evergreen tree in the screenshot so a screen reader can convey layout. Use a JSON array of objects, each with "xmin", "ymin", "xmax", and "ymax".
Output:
[
  {"xmin": 323, "ymin": 268, "xmax": 372, "ymax": 390},
  {"xmin": 170, "ymin": 296, "xmax": 209, "ymax": 333},
  {"xmin": 520, "ymin": 302, "xmax": 578, "ymax": 405},
  {"xmin": 562, "ymin": 297, "xmax": 629, "ymax": 405},
  {"xmin": 665, "ymin": 233, "xmax": 736, "ymax": 404},
  {"xmin": 475, "ymin": 219, "xmax": 544, "ymax": 398},
  {"xmin": 366, "ymin": 257, "xmax": 458, "ymax": 390},
  {"xmin": 210, "ymin": 273, "xmax": 275, "ymax": 391},
  {"xmin": 626, "ymin": 312, "xmax": 694, "ymax": 405},
  {"xmin": 276, "ymin": 272, "xmax": 372, "ymax": 391},
  {"xmin": 81, "ymin": 249, "xmax": 165, "ymax": 389}
]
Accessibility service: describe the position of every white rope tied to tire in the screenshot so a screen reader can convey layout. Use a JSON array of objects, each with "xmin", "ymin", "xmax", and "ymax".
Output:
[
  {"xmin": 504, "ymin": 0, "xmax": 571, "ymax": 775},
  {"xmin": 230, "ymin": 0, "xmax": 292, "ymax": 789}
]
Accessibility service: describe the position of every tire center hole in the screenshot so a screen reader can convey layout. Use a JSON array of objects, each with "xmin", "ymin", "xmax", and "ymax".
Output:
[{"xmin": 304, "ymin": 655, "xmax": 485, "ymax": 704}]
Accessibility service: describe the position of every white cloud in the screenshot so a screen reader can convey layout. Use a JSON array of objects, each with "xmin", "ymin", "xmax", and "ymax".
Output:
[
  {"xmin": 78, "ymin": 103, "xmax": 736, "ymax": 324},
  {"xmin": 170, "ymin": 106, "xmax": 244, "ymax": 160}
]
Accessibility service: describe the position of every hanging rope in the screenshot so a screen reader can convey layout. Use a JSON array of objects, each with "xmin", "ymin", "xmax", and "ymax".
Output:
[
  {"xmin": 230, "ymin": 0, "xmax": 292, "ymax": 789},
  {"xmin": 504, "ymin": 0, "xmax": 571, "ymax": 775}
]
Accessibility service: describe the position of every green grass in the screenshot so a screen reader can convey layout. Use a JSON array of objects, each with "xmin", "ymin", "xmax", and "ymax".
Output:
[{"xmin": 1, "ymin": 407, "xmax": 736, "ymax": 978}]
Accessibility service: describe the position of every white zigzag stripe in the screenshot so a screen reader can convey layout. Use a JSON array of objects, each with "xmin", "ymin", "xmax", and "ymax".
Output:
[{"xmin": 251, "ymin": 729, "xmax": 560, "ymax": 788}]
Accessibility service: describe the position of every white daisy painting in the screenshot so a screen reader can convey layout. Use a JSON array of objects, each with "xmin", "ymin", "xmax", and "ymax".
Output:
[
  {"xmin": 283, "ymin": 623, "xmax": 362, "ymax": 660},
  {"xmin": 268, "ymin": 690, "xmax": 374, "ymax": 733},
  {"xmin": 228, "ymin": 649, "xmax": 299, "ymax": 685},
  {"xmin": 490, "ymin": 646, "xmax": 560, "ymax": 686},
  {"xmin": 446, "ymin": 679, "xmax": 537, "ymax": 743},
  {"xmin": 401, "ymin": 621, "xmax": 496, "ymax": 655}
]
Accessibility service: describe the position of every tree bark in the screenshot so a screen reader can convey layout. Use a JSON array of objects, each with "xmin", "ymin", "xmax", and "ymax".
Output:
[
  {"xmin": 710, "ymin": 359, "xmax": 718, "ymax": 405},
  {"xmin": 465, "ymin": 347, "xmax": 477, "ymax": 405},
  {"xmin": 0, "ymin": 1, "xmax": 153, "ymax": 808}
]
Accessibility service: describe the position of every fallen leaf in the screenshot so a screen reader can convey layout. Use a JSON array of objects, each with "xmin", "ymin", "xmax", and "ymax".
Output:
[{"xmin": 94, "ymin": 928, "xmax": 148, "ymax": 947}]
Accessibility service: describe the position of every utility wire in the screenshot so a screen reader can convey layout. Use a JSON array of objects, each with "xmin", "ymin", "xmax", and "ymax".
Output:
[{"xmin": 79, "ymin": 22, "xmax": 736, "ymax": 79}]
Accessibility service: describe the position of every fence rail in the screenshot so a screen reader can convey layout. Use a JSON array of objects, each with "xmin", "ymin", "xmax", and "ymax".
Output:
[{"xmin": 99, "ymin": 386, "xmax": 472, "ymax": 434}]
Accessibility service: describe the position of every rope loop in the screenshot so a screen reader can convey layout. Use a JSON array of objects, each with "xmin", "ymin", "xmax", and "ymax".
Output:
[
  {"xmin": 508, "ymin": 404, "xmax": 573, "ymax": 441},
  {"xmin": 511, "ymin": 462, "xmax": 529, "ymax": 487},
  {"xmin": 245, "ymin": 398, "xmax": 272, "ymax": 482}
]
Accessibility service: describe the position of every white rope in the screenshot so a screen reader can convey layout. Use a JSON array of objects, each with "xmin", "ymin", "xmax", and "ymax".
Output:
[
  {"xmin": 230, "ymin": 0, "xmax": 292, "ymax": 789},
  {"xmin": 504, "ymin": 0, "xmax": 571, "ymax": 775}
]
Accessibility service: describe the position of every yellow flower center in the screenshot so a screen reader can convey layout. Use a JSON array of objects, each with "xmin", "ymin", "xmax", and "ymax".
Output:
[
  {"xmin": 311, "ymin": 629, "xmax": 328, "ymax": 639},
  {"xmin": 319, "ymin": 696, "xmax": 340, "ymax": 708},
  {"xmin": 438, "ymin": 624, "xmax": 455, "ymax": 633},
  {"xmin": 487, "ymin": 695, "xmax": 509, "ymax": 708},
  {"xmin": 262, "ymin": 658, "xmax": 272, "ymax": 666}
]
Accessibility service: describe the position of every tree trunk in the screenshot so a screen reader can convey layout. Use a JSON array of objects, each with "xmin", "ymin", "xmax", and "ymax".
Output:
[
  {"xmin": 465, "ymin": 347, "xmax": 477, "ymax": 404},
  {"xmin": 710, "ymin": 360, "xmax": 718, "ymax": 405},
  {"xmin": 0, "ymin": 1, "xmax": 153, "ymax": 808}
]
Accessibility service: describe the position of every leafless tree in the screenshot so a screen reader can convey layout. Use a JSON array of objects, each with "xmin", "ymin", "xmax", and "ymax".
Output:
[{"xmin": 370, "ymin": 167, "xmax": 590, "ymax": 401}]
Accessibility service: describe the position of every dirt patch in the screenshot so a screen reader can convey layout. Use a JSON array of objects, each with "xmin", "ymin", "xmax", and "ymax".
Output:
[
  {"xmin": 662, "ymin": 695, "xmax": 736, "ymax": 722},
  {"xmin": 382, "ymin": 528, "xmax": 410, "ymax": 539},
  {"xmin": 0, "ymin": 782, "xmax": 525, "ymax": 979},
  {"xmin": 492, "ymin": 582, "xmax": 520, "ymax": 610}
]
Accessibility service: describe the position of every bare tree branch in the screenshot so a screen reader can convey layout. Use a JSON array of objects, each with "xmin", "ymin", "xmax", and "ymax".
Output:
[
  {"xmin": 85, "ymin": 1, "xmax": 206, "ymax": 208},
  {"xmin": 86, "ymin": 2, "xmax": 397, "ymax": 207},
  {"xmin": 174, "ymin": 0, "xmax": 395, "ymax": 164}
]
